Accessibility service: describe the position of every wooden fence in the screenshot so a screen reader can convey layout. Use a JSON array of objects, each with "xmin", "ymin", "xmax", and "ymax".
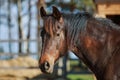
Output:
[{"xmin": 0, "ymin": 39, "xmax": 93, "ymax": 80}]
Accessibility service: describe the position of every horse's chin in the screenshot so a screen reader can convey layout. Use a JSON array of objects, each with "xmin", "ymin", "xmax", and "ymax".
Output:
[
  {"xmin": 44, "ymin": 70, "xmax": 53, "ymax": 74},
  {"xmin": 45, "ymin": 69, "xmax": 53, "ymax": 74}
]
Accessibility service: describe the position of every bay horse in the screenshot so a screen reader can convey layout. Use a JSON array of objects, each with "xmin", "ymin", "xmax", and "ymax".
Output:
[{"xmin": 39, "ymin": 6, "xmax": 120, "ymax": 80}]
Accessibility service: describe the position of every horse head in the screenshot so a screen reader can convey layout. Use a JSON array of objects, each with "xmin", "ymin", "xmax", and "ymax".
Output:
[{"xmin": 39, "ymin": 6, "xmax": 67, "ymax": 74}]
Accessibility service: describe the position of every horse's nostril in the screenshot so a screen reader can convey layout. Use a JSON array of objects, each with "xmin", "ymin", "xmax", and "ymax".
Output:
[{"xmin": 43, "ymin": 61, "xmax": 50, "ymax": 70}]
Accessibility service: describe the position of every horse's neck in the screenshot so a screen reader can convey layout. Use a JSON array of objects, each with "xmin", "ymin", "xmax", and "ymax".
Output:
[
  {"xmin": 64, "ymin": 15, "xmax": 88, "ymax": 49},
  {"xmin": 65, "ymin": 15, "xmax": 120, "ymax": 80},
  {"xmin": 67, "ymin": 18, "xmax": 110, "ymax": 78},
  {"xmin": 70, "ymin": 40, "xmax": 107, "ymax": 79},
  {"xmin": 64, "ymin": 15, "xmax": 98, "ymax": 69}
]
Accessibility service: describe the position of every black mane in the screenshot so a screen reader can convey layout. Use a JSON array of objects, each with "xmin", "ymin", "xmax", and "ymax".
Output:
[
  {"xmin": 61, "ymin": 12, "xmax": 120, "ymax": 48},
  {"xmin": 62, "ymin": 12, "xmax": 92, "ymax": 47}
]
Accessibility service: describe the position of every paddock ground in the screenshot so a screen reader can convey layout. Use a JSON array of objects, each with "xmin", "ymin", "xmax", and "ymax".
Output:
[{"xmin": 0, "ymin": 56, "xmax": 96, "ymax": 80}]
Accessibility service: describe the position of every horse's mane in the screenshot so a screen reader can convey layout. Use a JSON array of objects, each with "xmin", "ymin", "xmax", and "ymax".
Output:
[
  {"xmin": 96, "ymin": 18, "xmax": 120, "ymax": 30},
  {"xmin": 61, "ymin": 12, "xmax": 120, "ymax": 47},
  {"xmin": 62, "ymin": 12, "xmax": 92, "ymax": 46}
]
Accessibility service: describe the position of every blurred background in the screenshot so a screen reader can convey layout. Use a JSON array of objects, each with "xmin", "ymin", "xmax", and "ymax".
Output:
[{"xmin": 0, "ymin": 0, "xmax": 120, "ymax": 80}]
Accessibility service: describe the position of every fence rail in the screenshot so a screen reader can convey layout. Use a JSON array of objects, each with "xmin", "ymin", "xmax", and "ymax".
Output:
[
  {"xmin": 0, "ymin": 52, "xmax": 38, "ymax": 56},
  {"xmin": 0, "ymin": 39, "xmax": 41, "ymax": 42},
  {"xmin": 0, "ymin": 39, "xmax": 41, "ymax": 56},
  {"xmin": 0, "ymin": 66, "xmax": 39, "ymax": 69}
]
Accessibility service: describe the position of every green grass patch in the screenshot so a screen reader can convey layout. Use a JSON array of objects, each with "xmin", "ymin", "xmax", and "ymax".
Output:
[{"xmin": 67, "ymin": 74, "xmax": 94, "ymax": 80}]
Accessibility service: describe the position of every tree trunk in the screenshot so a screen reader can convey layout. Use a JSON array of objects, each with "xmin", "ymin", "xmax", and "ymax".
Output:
[
  {"xmin": 8, "ymin": 0, "xmax": 12, "ymax": 56},
  {"xmin": 17, "ymin": 0, "xmax": 23, "ymax": 54},
  {"xmin": 26, "ymin": 0, "xmax": 31, "ymax": 54}
]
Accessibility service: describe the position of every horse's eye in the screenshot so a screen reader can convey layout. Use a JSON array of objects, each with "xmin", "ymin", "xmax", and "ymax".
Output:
[
  {"xmin": 57, "ymin": 33, "xmax": 60, "ymax": 36},
  {"xmin": 57, "ymin": 26, "xmax": 60, "ymax": 29}
]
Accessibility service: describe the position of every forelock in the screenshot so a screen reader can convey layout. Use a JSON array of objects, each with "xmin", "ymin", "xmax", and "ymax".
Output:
[{"xmin": 44, "ymin": 16, "xmax": 56, "ymax": 37}]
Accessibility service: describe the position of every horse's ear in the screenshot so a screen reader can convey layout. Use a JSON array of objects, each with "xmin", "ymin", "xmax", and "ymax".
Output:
[
  {"xmin": 40, "ymin": 7, "xmax": 46, "ymax": 18},
  {"xmin": 52, "ymin": 6, "xmax": 61, "ymax": 20}
]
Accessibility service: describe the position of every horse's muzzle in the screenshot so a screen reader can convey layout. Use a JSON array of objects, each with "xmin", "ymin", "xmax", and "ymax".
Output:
[{"xmin": 39, "ymin": 61, "xmax": 53, "ymax": 74}]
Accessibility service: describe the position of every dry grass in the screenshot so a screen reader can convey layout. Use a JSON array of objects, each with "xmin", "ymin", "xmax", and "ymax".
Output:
[{"xmin": 0, "ymin": 56, "xmax": 41, "ymax": 80}]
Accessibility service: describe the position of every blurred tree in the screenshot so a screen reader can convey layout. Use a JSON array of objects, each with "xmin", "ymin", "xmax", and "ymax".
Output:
[
  {"xmin": 75, "ymin": 0, "xmax": 95, "ymax": 13},
  {"xmin": 0, "ymin": 47, "xmax": 4, "ymax": 52},
  {"xmin": 26, "ymin": 0, "xmax": 31, "ymax": 54},
  {"xmin": 46, "ymin": 0, "xmax": 95, "ymax": 13},
  {"xmin": 0, "ymin": 0, "xmax": 8, "ymax": 25},
  {"xmin": 7, "ymin": 0, "xmax": 12, "ymax": 57},
  {"xmin": 17, "ymin": 0, "xmax": 24, "ymax": 54}
]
